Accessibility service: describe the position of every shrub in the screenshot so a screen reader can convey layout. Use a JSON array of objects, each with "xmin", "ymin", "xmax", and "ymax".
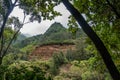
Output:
[
  {"xmin": 49, "ymin": 62, "xmax": 59, "ymax": 75},
  {"xmin": 49, "ymin": 52, "xmax": 67, "ymax": 75},
  {"xmin": 67, "ymin": 65, "xmax": 82, "ymax": 80},
  {"xmin": 52, "ymin": 52, "xmax": 66, "ymax": 68},
  {"xmin": 53, "ymin": 76, "xmax": 64, "ymax": 80},
  {"xmin": 0, "ymin": 65, "xmax": 8, "ymax": 80},
  {"xmin": 81, "ymin": 71, "xmax": 105, "ymax": 80},
  {"xmin": 65, "ymin": 49, "xmax": 76, "ymax": 61},
  {"xmin": 4, "ymin": 61, "xmax": 52, "ymax": 80}
]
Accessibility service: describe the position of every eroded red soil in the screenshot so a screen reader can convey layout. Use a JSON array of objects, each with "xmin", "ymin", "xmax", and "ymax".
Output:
[{"xmin": 29, "ymin": 44, "xmax": 75, "ymax": 60}]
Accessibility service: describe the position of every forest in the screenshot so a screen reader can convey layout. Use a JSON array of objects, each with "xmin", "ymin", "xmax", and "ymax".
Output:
[{"xmin": 0, "ymin": 0, "xmax": 120, "ymax": 80}]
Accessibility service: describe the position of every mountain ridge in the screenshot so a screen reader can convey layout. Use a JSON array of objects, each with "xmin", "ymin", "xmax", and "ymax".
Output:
[{"xmin": 14, "ymin": 22, "xmax": 84, "ymax": 48}]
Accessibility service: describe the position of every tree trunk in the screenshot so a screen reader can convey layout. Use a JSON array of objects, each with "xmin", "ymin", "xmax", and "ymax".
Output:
[
  {"xmin": 0, "ymin": 57, "xmax": 2, "ymax": 65},
  {"xmin": 62, "ymin": 0, "xmax": 120, "ymax": 80},
  {"xmin": 0, "ymin": 0, "xmax": 18, "ymax": 65}
]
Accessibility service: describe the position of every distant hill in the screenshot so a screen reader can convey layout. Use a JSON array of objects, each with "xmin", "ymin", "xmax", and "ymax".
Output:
[
  {"xmin": 40, "ymin": 22, "xmax": 73, "ymax": 43},
  {"xmin": 23, "ymin": 33, "xmax": 31, "ymax": 37},
  {"xmin": 17, "ymin": 34, "xmax": 26, "ymax": 41},
  {"xmin": 13, "ymin": 34, "xmax": 42, "ymax": 48},
  {"xmin": 14, "ymin": 22, "xmax": 85, "ymax": 48},
  {"xmin": 44, "ymin": 22, "xmax": 66, "ymax": 36},
  {"xmin": 13, "ymin": 34, "xmax": 26, "ymax": 44}
]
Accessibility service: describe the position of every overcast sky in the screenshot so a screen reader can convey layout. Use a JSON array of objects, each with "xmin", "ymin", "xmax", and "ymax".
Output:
[{"xmin": 10, "ymin": 3, "xmax": 71, "ymax": 36}]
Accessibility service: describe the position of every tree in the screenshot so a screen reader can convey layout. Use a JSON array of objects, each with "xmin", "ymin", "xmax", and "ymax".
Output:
[
  {"xmin": 0, "ymin": 60, "xmax": 52, "ymax": 80},
  {"xmin": 72, "ymin": 0, "xmax": 120, "ymax": 58},
  {"xmin": 0, "ymin": 0, "xmax": 61, "ymax": 64},
  {"xmin": 0, "ymin": 0, "xmax": 119, "ymax": 79},
  {"xmin": 61, "ymin": 0, "xmax": 120, "ymax": 79}
]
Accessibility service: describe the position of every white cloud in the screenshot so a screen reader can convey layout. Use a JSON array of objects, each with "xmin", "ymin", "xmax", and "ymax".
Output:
[
  {"xmin": 20, "ymin": 20, "xmax": 54, "ymax": 36},
  {"xmin": 11, "ymin": 3, "xmax": 71, "ymax": 36}
]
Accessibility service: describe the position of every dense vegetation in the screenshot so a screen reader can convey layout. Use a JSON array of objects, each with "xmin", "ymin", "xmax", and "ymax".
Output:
[
  {"xmin": 0, "ymin": 21, "xmax": 119, "ymax": 80},
  {"xmin": 13, "ymin": 22, "xmax": 81, "ymax": 48},
  {"xmin": 0, "ymin": 0, "xmax": 120, "ymax": 80}
]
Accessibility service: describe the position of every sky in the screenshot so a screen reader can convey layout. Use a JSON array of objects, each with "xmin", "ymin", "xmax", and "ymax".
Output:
[{"xmin": 10, "ymin": 3, "xmax": 71, "ymax": 36}]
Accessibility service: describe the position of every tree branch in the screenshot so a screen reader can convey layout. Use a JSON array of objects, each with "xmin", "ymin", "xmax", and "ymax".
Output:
[
  {"xmin": 15, "ymin": 4, "xmax": 20, "ymax": 7},
  {"xmin": 61, "ymin": 0, "xmax": 120, "ymax": 80},
  {"xmin": 2, "ymin": 11, "xmax": 27, "ymax": 58},
  {"xmin": 12, "ymin": 0, "xmax": 18, "ymax": 6},
  {"xmin": 0, "ymin": 35, "xmax": 4, "ymax": 56},
  {"xmin": 0, "ymin": 0, "xmax": 18, "ymax": 40},
  {"xmin": 106, "ymin": 0, "xmax": 120, "ymax": 19},
  {"xmin": 8, "ymin": 0, "xmax": 12, "ymax": 7},
  {"xmin": 2, "ymin": 29, "xmax": 20, "ymax": 57}
]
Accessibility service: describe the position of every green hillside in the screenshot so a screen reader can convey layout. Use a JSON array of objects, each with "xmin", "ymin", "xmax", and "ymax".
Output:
[
  {"xmin": 14, "ymin": 22, "xmax": 84, "ymax": 48},
  {"xmin": 41, "ymin": 22, "xmax": 73, "ymax": 43},
  {"xmin": 13, "ymin": 34, "xmax": 27, "ymax": 44},
  {"xmin": 2, "ymin": 22, "xmax": 118, "ymax": 80},
  {"xmin": 44, "ymin": 22, "xmax": 66, "ymax": 36}
]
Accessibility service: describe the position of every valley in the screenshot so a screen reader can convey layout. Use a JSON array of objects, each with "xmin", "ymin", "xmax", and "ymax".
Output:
[{"xmin": 1, "ymin": 22, "xmax": 119, "ymax": 80}]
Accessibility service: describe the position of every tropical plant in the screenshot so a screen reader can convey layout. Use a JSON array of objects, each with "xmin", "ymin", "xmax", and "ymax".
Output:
[
  {"xmin": 61, "ymin": 0, "xmax": 120, "ymax": 79},
  {"xmin": 0, "ymin": 0, "xmax": 61, "ymax": 64}
]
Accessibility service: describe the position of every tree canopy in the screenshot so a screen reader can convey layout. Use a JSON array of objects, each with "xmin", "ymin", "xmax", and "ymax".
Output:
[
  {"xmin": 0, "ymin": 0, "xmax": 61, "ymax": 64},
  {"xmin": 61, "ymin": 0, "xmax": 120, "ymax": 79},
  {"xmin": 0, "ymin": 0, "xmax": 120, "ymax": 80}
]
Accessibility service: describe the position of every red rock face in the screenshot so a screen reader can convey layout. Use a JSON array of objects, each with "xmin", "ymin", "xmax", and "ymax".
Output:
[{"xmin": 29, "ymin": 44, "xmax": 75, "ymax": 60}]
